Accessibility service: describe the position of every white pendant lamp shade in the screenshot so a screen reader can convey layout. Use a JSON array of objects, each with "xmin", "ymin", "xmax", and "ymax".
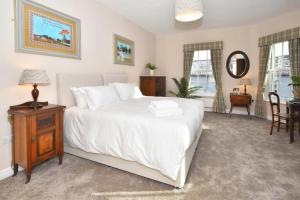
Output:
[{"xmin": 175, "ymin": 0, "xmax": 203, "ymax": 22}]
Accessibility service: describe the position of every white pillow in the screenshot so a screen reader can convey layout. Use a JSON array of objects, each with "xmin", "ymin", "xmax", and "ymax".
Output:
[
  {"xmin": 82, "ymin": 85, "xmax": 120, "ymax": 110},
  {"xmin": 110, "ymin": 83, "xmax": 143, "ymax": 100},
  {"xmin": 70, "ymin": 87, "xmax": 88, "ymax": 109}
]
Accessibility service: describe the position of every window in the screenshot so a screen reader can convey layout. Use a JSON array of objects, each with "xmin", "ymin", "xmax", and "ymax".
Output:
[
  {"xmin": 189, "ymin": 50, "xmax": 216, "ymax": 97},
  {"xmin": 264, "ymin": 41, "xmax": 292, "ymax": 100}
]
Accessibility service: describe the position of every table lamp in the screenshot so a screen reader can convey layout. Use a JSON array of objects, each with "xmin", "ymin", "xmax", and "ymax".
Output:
[
  {"xmin": 19, "ymin": 69, "xmax": 50, "ymax": 109},
  {"xmin": 240, "ymin": 78, "xmax": 251, "ymax": 95}
]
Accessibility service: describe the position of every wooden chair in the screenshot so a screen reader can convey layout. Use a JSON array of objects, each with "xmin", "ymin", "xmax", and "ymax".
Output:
[{"xmin": 268, "ymin": 92, "xmax": 290, "ymax": 135}]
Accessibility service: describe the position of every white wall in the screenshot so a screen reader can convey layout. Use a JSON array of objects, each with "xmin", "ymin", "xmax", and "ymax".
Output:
[
  {"xmin": 0, "ymin": 0, "xmax": 155, "ymax": 171},
  {"xmin": 155, "ymin": 8, "xmax": 300, "ymax": 115}
]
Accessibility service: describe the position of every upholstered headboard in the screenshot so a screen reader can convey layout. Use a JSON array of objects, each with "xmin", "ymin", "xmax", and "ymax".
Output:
[
  {"xmin": 56, "ymin": 72, "xmax": 128, "ymax": 108},
  {"xmin": 102, "ymin": 72, "xmax": 128, "ymax": 84},
  {"xmin": 56, "ymin": 73, "xmax": 103, "ymax": 108}
]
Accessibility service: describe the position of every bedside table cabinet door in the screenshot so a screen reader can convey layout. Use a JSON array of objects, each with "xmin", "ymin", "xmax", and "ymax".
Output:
[
  {"xmin": 31, "ymin": 111, "xmax": 59, "ymax": 164},
  {"xmin": 37, "ymin": 131, "xmax": 56, "ymax": 159}
]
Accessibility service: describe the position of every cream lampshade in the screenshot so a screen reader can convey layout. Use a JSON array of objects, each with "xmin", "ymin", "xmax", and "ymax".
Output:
[
  {"xmin": 19, "ymin": 69, "xmax": 50, "ymax": 108},
  {"xmin": 240, "ymin": 78, "xmax": 252, "ymax": 94},
  {"xmin": 175, "ymin": 0, "xmax": 203, "ymax": 22}
]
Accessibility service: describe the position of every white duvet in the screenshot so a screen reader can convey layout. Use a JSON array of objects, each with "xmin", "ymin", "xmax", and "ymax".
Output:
[{"xmin": 64, "ymin": 97, "xmax": 204, "ymax": 180}]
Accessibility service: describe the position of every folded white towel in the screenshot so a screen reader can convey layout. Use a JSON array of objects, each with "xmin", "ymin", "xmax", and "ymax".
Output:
[
  {"xmin": 149, "ymin": 105, "xmax": 183, "ymax": 117},
  {"xmin": 150, "ymin": 100, "xmax": 179, "ymax": 110}
]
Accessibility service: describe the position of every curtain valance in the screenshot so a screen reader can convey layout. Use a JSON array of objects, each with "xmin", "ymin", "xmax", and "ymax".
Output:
[
  {"xmin": 258, "ymin": 27, "xmax": 300, "ymax": 47},
  {"xmin": 183, "ymin": 41, "xmax": 223, "ymax": 52}
]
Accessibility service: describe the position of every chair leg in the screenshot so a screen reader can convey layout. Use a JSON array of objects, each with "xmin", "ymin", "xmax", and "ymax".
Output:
[
  {"xmin": 286, "ymin": 119, "xmax": 289, "ymax": 132},
  {"xmin": 277, "ymin": 118, "xmax": 280, "ymax": 132},
  {"xmin": 270, "ymin": 116, "xmax": 274, "ymax": 135}
]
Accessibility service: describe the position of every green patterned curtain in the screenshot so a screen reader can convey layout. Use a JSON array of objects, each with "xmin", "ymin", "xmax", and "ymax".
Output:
[
  {"xmin": 255, "ymin": 46, "xmax": 271, "ymax": 118},
  {"xmin": 183, "ymin": 51, "xmax": 194, "ymax": 81},
  {"xmin": 183, "ymin": 41, "xmax": 223, "ymax": 81},
  {"xmin": 255, "ymin": 27, "xmax": 300, "ymax": 118},
  {"xmin": 289, "ymin": 38, "xmax": 300, "ymax": 77},
  {"xmin": 211, "ymin": 49, "xmax": 226, "ymax": 113},
  {"xmin": 259, "ymin": 27, "xmax": 300, "ymax": 47},
  {"xmin": 183, "ymin": 41, "xmax": 225, "ymax": 113}
]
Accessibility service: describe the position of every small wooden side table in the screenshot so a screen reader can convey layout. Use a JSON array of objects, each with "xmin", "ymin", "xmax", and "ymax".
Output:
[
  {"xmin": 8, "ymin": 104, "xmax": 65, "ymax": 183},
  {"xmin": 229, "ymin": 93, "xmax": 252, "ymax": 118}
]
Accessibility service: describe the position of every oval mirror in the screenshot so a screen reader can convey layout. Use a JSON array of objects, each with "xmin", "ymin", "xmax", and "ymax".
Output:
[{"xmin": 226, "ymin": 51, "xmax": 250, "ymax": 79}]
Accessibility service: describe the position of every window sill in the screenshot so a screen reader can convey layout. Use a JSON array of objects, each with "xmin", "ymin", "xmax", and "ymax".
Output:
[
  {"xmin": 198, "ymin": 96, "xmax": 214, "ymax": 99},
  {"xmin": 263, "ymin": 99, "xmax": 287, "ymax": 105}
]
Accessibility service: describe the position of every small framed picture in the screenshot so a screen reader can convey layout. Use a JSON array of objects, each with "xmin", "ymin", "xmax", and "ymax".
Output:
[
  {"xmin": 113, "ymin": 34, "xmax": 135, "ymax": 66},
  {"xmin": 233, "ymin": 88, "xmax": 240, "ymax": 94}
]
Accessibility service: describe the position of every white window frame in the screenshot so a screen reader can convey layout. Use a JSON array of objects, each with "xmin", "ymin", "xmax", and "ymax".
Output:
[
  {"xmin": 189, "ymin": 50, "xmax": 216, "ymax": 98},
  {"xmin": 263, "ymin": 41, "xmax": 292, "ymax": 103}
]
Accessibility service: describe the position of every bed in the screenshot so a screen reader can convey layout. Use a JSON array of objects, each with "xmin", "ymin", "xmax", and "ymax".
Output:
[{"xmin": 57, "ymin": 73, "xmax": 204, "ymax": 188}]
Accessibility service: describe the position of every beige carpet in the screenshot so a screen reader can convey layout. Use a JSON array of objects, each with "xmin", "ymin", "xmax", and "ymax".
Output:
[{"xmin": 0, "ymin": 112, "xmax": 300, "ymax": 200}]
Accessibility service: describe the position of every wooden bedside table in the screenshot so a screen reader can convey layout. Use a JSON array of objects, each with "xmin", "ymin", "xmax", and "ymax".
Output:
[
  {"xmin": 229, "ymin": 93, "xmax": 252, "ymax": 118},
  {"xmin": 8, "ymin": 104, "xmax": 65, "ymax": 183}
]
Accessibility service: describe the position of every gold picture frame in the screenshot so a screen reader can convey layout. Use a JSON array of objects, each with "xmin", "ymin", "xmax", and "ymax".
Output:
[
  {"xmin": 15, "ymin": 0, "xmax": 81, "ymax": 59},
  {"xmin": 114, "ymin": 34, "xmax": 135, "ymax": 66}
]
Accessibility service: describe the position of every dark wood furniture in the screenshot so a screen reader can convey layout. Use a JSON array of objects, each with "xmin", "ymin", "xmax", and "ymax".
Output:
[
  {"xmin": 140, "ymin": 76, "xmax": 166, "ymax": 97},
  {"xmin": 8, "ymin": 104, "xmax": 65, "ymax": 183},
  {"xmin": 287, "ymin": 99, "xmax": 300, "ymax": 143},
  {"xmin": 268, "ymin": 92, "xmax": 290, "ymax": 135},
  {"xmin": 229, "ymin": 93, "xmax": 252, "ymax": 117}
]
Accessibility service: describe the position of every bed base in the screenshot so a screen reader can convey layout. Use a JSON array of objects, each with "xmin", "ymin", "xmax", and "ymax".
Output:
[{"xmin": 64, "ymin": 126, "xmax": 202, "ymax": 188}]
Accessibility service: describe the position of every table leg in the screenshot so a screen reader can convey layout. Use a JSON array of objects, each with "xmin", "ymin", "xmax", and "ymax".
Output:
[
  {"xmin": 229, "ymin": 105, "xmax": 233, "ymax": 117},
  {"xmin": 12, "ymin": 164, "xmax": 18, "ymax": 176},
  {"xmin": 58, "ymin": 155, "xmax": 63, "ymax": 165},
  {"xmin": 246, "ymin": 105, "xmax": 251, "ymax": 119},
  {"xmin": 290, "ymin": 111, "xmax": 295, "ymax": 143}
]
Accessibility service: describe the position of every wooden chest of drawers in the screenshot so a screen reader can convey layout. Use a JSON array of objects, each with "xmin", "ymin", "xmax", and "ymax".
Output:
[
  {"xmin": 8, "ymin": 104, "xmax": 65, "ymax": 183},
  {"xmin": 140, "ymin": 76, "xmax": 166, "ymax": 96}
]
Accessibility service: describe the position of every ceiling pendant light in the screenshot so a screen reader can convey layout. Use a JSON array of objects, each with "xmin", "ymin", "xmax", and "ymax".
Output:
[{"xmin": 175, "ymin": 0, "xmax": 203, "ymax": 22}]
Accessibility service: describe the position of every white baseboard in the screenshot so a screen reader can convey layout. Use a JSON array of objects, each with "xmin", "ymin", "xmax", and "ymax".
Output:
[
  {"xmin": 0, "ymin": 166, "xmax": 23, "ymax": 181},
  {"xmin": 0, "ymin": 134, "xmax": 12, "ymax": 145},
  {"xmin": 0, "ymin": 167, "xmax": 13, "ymax": 181}
]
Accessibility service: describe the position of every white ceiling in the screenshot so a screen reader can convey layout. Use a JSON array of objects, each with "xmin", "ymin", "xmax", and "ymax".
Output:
[{"xmin": 96, "ymin": 0, "xmax": 300, "ymax": 34}]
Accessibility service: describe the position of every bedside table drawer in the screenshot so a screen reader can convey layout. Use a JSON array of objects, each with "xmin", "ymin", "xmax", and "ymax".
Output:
[{"xmin": 36, "ymin": 112, "xmax": 56, "ymax": 130}]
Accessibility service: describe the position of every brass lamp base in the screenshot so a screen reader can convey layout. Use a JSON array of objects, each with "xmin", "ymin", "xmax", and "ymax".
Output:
[{"xmin": 243, "ymin": 84, "xmax": 247, "ymax": 95}]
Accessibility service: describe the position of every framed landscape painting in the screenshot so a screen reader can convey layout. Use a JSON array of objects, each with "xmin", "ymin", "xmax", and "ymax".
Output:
[
  {"xmin": 114, "ymin": 34, "xmax": 135, "ymax": 66},
  {"xmin": 15, "ymin": 0, "xmax": 81, "ymax": 59}
]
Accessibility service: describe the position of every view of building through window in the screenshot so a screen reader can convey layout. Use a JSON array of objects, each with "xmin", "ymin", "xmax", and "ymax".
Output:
[
  {"xmin": 189, "ymin": 50, "xmax": 216, "ymax": 97},
  {"xmin": 264, "ymin": 41, "xmax": 292, "ymax": 100}
]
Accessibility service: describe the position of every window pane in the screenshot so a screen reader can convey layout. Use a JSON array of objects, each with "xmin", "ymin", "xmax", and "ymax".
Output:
[
  {"xmin": 283, "ymin": 41, "xmax": 289, "ymax": 56},
  {"xmin": 275, "ymin": 43, "xmax": 283, "ymax": 57},
  {"xmin": 190, "ymin": 50, "xmax": 216, "ymax": 97},
  {"xmin": 264, "ymin": 41, "xmax": 292, "ymax": 100},
  {"xmin": 198, "ymin": 51, "xmax": 207, "ymax": 60},
  {"xmin": 193, "ymin": 51, "xmax": 199, "ymax": 61},
  {"xmin": 207, "ymin": 51, "xmax": 211, "ymax": 59}
]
